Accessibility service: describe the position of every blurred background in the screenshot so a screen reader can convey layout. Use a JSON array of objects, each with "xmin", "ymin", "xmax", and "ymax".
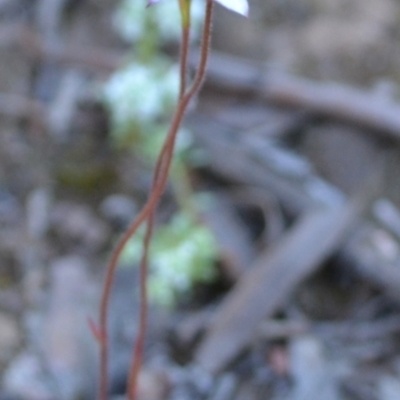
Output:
[{"xmin": 2, "ymin": 0, "xmax": 400, "ymax": 399}]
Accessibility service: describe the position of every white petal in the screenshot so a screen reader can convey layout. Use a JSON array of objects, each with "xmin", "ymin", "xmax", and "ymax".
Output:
[{"xmin": 215, "ymin": 0, "xmax": 248, "ymax": 16}]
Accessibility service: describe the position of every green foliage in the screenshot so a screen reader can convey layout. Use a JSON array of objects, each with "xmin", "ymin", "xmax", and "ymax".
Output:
[
  {"xmin": 122, "ymin": 208, "xmax": 217, "ymax": 307},
  {"xmin": 102, "ymin": 0, "xmax": 219, "ymax": 308},
  {"xmin": 97, "ymin": 1, "xmax": 249, "ymax": 396},
  {"xmin": 102, "ymin": 0, "xmax": 204, "ymax": 157},
  {"xmin": 102, "ymin": 60, "xmax": 194, "ymax": 164},
  {"xmin": 103, "ymin": 61, "xmax": 179, "ymax": 146}
]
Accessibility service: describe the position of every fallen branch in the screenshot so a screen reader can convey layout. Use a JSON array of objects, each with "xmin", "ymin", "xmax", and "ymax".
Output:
[
  {"xmin": 192, "ymin": 51, "xmax": 400, "ymax": 140},
  {"xmin": 195, "ymin": 167, "xmax": 382, "ymax": 373},
  {"xmin": 11, "ymin": 25, "xmax": 122, "ymax": 72},
  {"xmin": 191, "ymin": 112, "xmax": 400, "ymax": 305}
]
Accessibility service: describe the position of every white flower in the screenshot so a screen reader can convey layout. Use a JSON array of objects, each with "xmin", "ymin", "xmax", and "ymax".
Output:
[
  {"xmin": 213, "ymin": 0, "xmax": 248, "ymax": 16},
  {"xmin": 148, "ymin": 0, "xmax": 249, "ymax": 17}
]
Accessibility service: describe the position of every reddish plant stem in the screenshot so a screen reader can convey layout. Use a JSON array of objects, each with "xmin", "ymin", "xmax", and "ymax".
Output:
[
  {"xmin": 126, "ymin": 218, "xmax": 152, "ymax": 399},
  {"xmin": 126, "ymin": 152, "xmax": 164, "ymax": 399},
  {"xmin": 98, "ymin": 1, "xmax": 213, "ymax": 399},
  {"xmin": 126, "ymin": 12, "xmax": 191, "ymax": 400}
]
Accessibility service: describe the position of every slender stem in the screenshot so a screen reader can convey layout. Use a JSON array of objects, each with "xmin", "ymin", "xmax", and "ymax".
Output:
[
  {"xmin": 126, "ymin": 149, "xmax": 165, "ymax": 400},
  {"xmin": 126, "ymin": 6, "xmax": 192, "ymax": 398},
  {"xmin": 98, "ymin": 1, "xmax": 213, "ymax": 398},
  {"xmin": 126, "ymin": 217, "xmax": 152, "ymax": 399},
  {"xmin": 183, "ymin": 0, "xmax": 213, "ymax": 104},
  {"xmin": 179, "ymin": 25, "xmax": 190, "ymax": 98}
]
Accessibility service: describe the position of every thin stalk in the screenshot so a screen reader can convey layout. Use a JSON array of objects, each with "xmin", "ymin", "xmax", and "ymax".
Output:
[
  {"xmin": 178, "ymin": 0, "xmax": 191, "ymax": 98},
  {"xmin": 98, "ymin": 1, "xmax": 213, "ymax": 398},
  {"xmin": 125, "ymin": 4, "xmax": 192, "ymax": 397},
  {"xmin": 126, "ymin": 11, "xmax": 190, "ymax": 400},
  {"xmin": 125, "ymin": 217, "xmax": 152, "ymax": 399},
  {"xmin": 126, "ymin": 148, "xmax": 165, "ymax": 399},
  {"xmin": 179, "ymin": 25, "xmax": 190, "ymax": 98}
]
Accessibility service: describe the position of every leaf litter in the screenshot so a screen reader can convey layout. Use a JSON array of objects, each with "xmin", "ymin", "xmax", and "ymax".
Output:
[{"xmin": 2, "ymin": 0, "xmax": 400, "ymax": 399}]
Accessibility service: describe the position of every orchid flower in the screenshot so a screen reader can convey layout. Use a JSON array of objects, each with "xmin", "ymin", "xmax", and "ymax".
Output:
[{"xmin": 147, "ymin": 0, "xmax": 248, "ymax": 17}]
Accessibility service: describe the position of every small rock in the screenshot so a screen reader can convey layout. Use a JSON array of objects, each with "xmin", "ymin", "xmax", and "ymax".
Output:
[
  {"xmin": 2, "ymin": 352, "xmax": 54, "ymax": 400},
  {"xmin": 137, "ymin": 368, "xmax": 170, "ymax": 400},
  {"xmin": 40, "ymin": 256, "xmax": 97, "ymax": 399},
  {"xmin": 379, "ymin": 375, "xmax": 400, "ymax": 400},
  {"xmin": 288, "ymin": 335, "xmax": 343, "ymax": 400},
  {"xmin": 168, "ymin": 364, "xmax": 214, "ymax": 400}
]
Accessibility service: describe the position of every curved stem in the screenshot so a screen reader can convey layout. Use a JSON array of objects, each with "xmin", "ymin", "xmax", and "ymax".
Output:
[
  {"xmin": 126, "ymin": 147, "xmax": 165, "ymax": 400},
  {"xmin": 126, "ymin": 5, "xmax": 195, "ymax": 398},
  {"xmin": 126, "ymin": 217, "xmax": 152, "ymax": 400},
  {"xmin": 98, "ymin": 1, "xmax": 213, "ymax": 398}
]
